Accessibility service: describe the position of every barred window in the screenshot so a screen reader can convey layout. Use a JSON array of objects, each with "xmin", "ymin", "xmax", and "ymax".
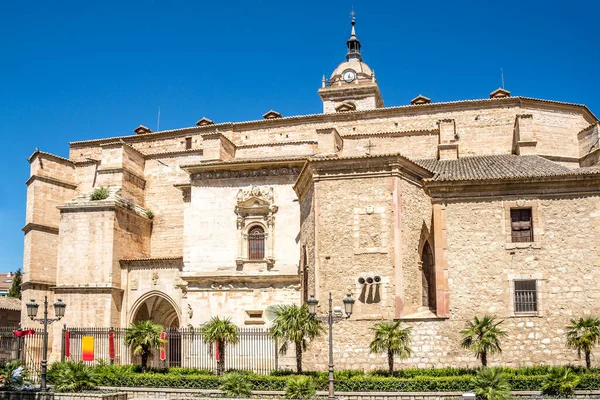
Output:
[
  {"xmin": 514, "ymin": 280, "xmax": 537, "ymax": 313},
  {"xmin": 248, "ymin": 226, "xmax": 265, "ymax": 260},
  {"xmin": 511, "ymin": 208, "xmax": 533, "ymax": 243}
]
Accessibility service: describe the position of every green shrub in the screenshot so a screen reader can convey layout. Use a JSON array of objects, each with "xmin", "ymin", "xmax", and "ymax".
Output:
[
  {"xmin": 145, "ymin": 210, "xmax": 154, "ymax": 219},
  {"xmin": 220, "ymin": 372, "xmax": 252, "ymax": 398},
  {"xmin": 90, "ymin": 186, "xmax": 110, "ymax": 201},
  {"xmin": 0, "ymin": 360, "xmax": 27, "ymax": 389},
  {"xmin": 541, "ymin": 367, "xmax": 580, "ymax": 397},
  {"xmin": 50, "ymin": 361, "xmax": 98, "ymax": 393},
  {"xmin": 271, "ymin": 369, "xmax": 296, "ymax": 376},
  {"xmin": 285, "ymin": 375, "xmax": 316, "ymax": 399},
  {"xmin": 471, "ymin": 368, "xmax": 512, "ymax": 400},
  {"xmin": 168, "ymin": 367, "xmax": 214, "ymax": 376}
]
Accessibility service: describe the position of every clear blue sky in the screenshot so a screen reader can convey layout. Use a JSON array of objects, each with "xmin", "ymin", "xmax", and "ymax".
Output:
[{"xmin": 1, "ymin": 0, "xmax": 599, "ymax": 272}]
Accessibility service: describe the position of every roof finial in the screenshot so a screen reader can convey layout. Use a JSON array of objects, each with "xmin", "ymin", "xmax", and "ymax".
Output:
[{"xmin": 346, "ymin": 10, "xmax": 362, "ymax": 62}]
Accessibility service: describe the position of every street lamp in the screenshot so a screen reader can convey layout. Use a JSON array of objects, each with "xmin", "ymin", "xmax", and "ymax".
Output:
[
  {"xmin": 26, "ymin": 296, "xmax": 66, "ymax": 390},
  {"xmin": 307, "ymin": 292, "xmax": 354, "ymax": 399}
]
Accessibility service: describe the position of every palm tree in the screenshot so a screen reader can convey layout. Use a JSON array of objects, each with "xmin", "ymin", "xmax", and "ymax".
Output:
[
  {"xmin": 266, "ymin": 304, "xmax": 324, "ymax": 374},
  {"xmin": 460, "ymin": 315, "xmax": 507, "ymax": 367},
  {"xmin": 124, "ymin": 320, "xmax": 166, "ymax": 372},
  {"xmin": 566, "ymin": 317, "xmax": 600, "ymax": 368},
  {"xmin": 471, "ymin": 367, "xmax": 511, "ymax": 400},
  {"xmin": 369, "ymin": 320, "xmax": 412, "ymax": 375},
  {"xmin": 200, "ymin": 316, "xmax": 240, "ymax": 375}
]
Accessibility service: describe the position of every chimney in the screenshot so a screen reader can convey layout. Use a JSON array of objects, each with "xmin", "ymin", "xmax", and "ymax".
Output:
[
  {"xmin": 134, "ymin": 125, "xmax": 152, "ymax": 135},
  {"xmin": 196, "ymin": 117, "xmax": 215, "ymax": 126},
  {"xmin": 263, "ymin": 110, "xmax": 282, "ymax": 119},
  {"xmin": 410, "ymin": 94, "xmax": 431, "ymax": 105},
  {"xmin": 490, "ymin": 88, "xmax": 511, "ymax": 99}
]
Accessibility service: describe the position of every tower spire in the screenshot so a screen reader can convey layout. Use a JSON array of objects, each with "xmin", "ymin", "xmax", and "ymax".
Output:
[{"xmin": 346, "ymin": 11, "xmax": 362, "ymax": 62}]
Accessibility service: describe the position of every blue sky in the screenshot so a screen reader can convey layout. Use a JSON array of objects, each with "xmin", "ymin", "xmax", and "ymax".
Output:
[{"xmin": 0, "ymin": 0, "xmax": 599, "ymax": 272}]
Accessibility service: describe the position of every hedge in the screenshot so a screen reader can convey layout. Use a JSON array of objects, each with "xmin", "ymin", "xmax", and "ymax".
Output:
[{"xmin": 85, "ymin": 365, "xmax": 600, "ymax": 392}]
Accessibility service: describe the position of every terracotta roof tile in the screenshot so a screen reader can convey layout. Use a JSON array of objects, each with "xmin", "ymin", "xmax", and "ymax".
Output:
[
  {"xmin": 414, "ymin": 155, "xmax": 592, "ymax": 182},
  {"xmin": 0, "ymin": 297, "xmax": 21, "ymax": 311}
]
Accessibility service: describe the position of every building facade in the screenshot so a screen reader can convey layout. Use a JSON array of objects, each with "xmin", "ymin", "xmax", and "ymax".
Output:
[{"xmin": 22, "ymin": 19, "xmax": 600, "ymax": 369}]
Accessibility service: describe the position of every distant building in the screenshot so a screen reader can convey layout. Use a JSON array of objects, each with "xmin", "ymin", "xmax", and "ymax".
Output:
[
  {"xmin": 0, "ymin": 272, "xmax": 14, "ymax": 297},
  {"xmin": 0, "ymin": 297, "xmax": 20, "ymax": 327},
  {"xmin": 22, "ymin": 17, "xmax": 600, "ymax": 369}
]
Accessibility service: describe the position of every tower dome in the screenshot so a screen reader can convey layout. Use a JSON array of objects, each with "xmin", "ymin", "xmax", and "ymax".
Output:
[{"xmin": 318, "ymin": 15, "xmax": 384, "ymax": 114}]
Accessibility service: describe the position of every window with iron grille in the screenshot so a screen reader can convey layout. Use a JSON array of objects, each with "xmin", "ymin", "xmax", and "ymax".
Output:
[
  {"xmin": 514, "ymin": 280, "xmax": 537, "ymax": 313},
  {"xmin": 511, "ymin": 208, "xmax": 533, "ymax": 243},
  {"xmin": 248, "ymin": 226, "xmax": 265, "ymax": 260}
]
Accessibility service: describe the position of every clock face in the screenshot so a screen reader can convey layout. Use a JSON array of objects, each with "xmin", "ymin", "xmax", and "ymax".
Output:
[{"xmin": 343, "ymin": 70, "xmax": 356, "ymax": 83}]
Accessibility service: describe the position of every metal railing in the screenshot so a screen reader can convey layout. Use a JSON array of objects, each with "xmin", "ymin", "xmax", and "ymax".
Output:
[
  {"xmin": 63, "ymin": 327, "xmax": 277, "ymax": 374},
  {"xmin": 0, "ymin": 327, "xmax": 44, "ymax": 380}
]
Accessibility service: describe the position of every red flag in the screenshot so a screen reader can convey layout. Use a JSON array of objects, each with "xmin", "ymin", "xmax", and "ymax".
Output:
[
  {"xmin": 159, "ymin": 331, "xmax": 166, "ymax": 361},
  {"xmin": 65, "ymin": 331, "xmax": 70, "ymax": 358},
  {"xmin": 13, "ymin": 329, "xmax": 35, "ymax": 337},
  {"xmin": 108, "ymin": 331, "xmax": 115, "ymax": 360}
]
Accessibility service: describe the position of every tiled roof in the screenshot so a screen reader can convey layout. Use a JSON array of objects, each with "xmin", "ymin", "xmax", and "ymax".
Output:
[
  {"xmin": 415, "ymin": 155, "xmax": 599, "ymax": 182},
  {"xmin": 0, "ymin": 297, "xmax": 21, "ymax": 311}
]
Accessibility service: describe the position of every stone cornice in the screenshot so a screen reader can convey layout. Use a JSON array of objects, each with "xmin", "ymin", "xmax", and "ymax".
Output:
[
  {"xmin": 424, "ymin": 174, "xmax": 600, "ymax": 200},
  {"xmin": 28, "ymin": 150, "xmax": 74, "ymax": 165},
  {"xmin": 57, "ymin": 198, "xmax": 151, "ymax": 222},
  {"xmin": 181, "ymin": 273, "xmax": 300, "ymax": 284},
  {"xmin": 293, "ymin": 153, "xmax": 433, "ymax": 199},
  {"xmin": 25, "ymin": 175, "xmax": 77, "ymax": 190},
  {"xmin": 145, "ymin": 149, "xmax": 204, "ymax": 159},
  {"xmin": 341, "ymin": 129, "xmax": 437, "ymax": 139},
  {"xmin": 52, "ymin": 285, "xmax": 124, "ymax": 293},
  {"xmin": 236, "ymin": 139, "xmax": 317, "ymax": 149},
  {"xmin": 120, "ymin": 257, "xmax": 184, "ymax": 269},
  {"xmin": 96, "ymin": 167, "xmax": 146, "ymax": 189},
  {"xmin": 21, "ymin": 280, "xmax": 54, "ymax": 289},
  {"xmin": 67, "ymin": 97, "xmax": 598, "ymax": 148},
  {"xmin": 22, "ymin": 222, "xmax": 59, "ymax": 235},
  {"xmin": 190, "ymin": 165, "xmax": 302, "ymax": 181}
]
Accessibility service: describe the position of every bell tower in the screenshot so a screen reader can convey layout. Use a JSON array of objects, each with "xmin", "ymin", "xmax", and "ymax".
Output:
[{"xmin": 318, "ymin": 15, "xmax": 384, "ymax": 114}]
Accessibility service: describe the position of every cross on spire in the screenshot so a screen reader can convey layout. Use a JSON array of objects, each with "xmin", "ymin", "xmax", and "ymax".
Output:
[{"xmin": 346, "ymin": 10, "xmax": 362, "ymax": 61}]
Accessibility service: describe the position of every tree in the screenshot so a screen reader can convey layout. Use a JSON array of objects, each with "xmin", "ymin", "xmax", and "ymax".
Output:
[
  {"xmin": 460, "ymin": 315, "xmax": 507, "ymax": 367},
  {"xmin": 266, "ymin": 304, "xmax": 324, "ymax": 374},
  {"xmin": 471, "ymin": 367, "xmax": 511, "ymax": 400},
  {"xmin": 369, "ymin": 320, "xmax": 412, "ymax": 375},
  {"xmin": 8, "ymin": 269, "xmax": 21, "ymax": 299},
  {"xmin": 124, "ymin": 320, "xmax": 165, "ymax": 372},
  {"xmin": 200, "ymin": 316, "xmax": 239, "ymax": 375},
  {"xmin": 566, "ymin": 317, "xmax": 600, "ymax": 368}
]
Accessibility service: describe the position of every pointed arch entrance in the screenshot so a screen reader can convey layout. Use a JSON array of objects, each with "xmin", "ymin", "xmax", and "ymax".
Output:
[{"xmin": 130, "ymin": 291, "xmax": 181, "ymax": 367}]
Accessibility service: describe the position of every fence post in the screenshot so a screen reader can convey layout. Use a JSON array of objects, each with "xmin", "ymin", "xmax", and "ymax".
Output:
[
  {"xmin": 61, "ymin": 324, "xmax": 66, "ymax": 362},
  {"xmin": 274, "ymin": 337, "xmax": 278, "ymax": 371}
]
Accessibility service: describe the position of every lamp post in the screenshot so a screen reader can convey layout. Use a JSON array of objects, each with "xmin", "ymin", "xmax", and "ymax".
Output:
[
  {"xmin": 307, "ymin": 292, "xmax": 354, "ymax": 400},
  {"xmin": 26, "ymin": 296, "xmax": 66, "ymax": 390}
]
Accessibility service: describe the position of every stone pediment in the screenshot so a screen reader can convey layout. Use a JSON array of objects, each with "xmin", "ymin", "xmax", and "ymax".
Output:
[{"xmin": 235, "ymin": 186, "xmax": 278, "ymax": 216}]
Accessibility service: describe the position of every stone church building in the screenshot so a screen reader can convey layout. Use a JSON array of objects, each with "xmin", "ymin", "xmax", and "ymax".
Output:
[{"xmin": 22, "ymin": 19, "xmax": 600, "ymax": 369}]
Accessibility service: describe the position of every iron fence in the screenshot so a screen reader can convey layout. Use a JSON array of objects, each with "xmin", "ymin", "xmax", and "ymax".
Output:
[
  {"xmin": 63, "ymin": 327, "xmax": 277, "ymax": 374},
  {"xmin": 0, "ymin": 327, "xmax": 44, "ymax": 380}
]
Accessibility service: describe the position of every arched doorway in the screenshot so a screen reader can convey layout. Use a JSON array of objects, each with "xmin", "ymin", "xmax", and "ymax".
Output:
[{"xmin": 130, "ymin": 292, "xmax": 181, "ymax": 367}]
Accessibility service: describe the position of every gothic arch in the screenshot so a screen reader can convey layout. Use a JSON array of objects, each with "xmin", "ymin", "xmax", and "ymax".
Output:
[
  {"xmin": 130, "ymin": 290, "xmax": 181, "ymax": 328},
  {"xmin": 421, "ymin": 241, "xmax": 436, "ymax": 311}
]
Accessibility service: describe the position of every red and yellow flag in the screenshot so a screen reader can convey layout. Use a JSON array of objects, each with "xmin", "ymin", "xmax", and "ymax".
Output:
[
  {"xmin": 159, "ymin": 331, "xmax": 166, "ymax": 361},
  {"xmin": 82, "ymin": 336, "xmax": 94, "ymax": 361}
]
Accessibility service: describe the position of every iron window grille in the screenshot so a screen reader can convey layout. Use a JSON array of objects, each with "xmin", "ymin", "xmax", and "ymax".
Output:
[
  {"xmin": 248, "ymin": 226, "xmax": 265, "ymax": 260},
  {"xmin": 514, "ymin": 280, "xmax": 537, "ymax": 313}
]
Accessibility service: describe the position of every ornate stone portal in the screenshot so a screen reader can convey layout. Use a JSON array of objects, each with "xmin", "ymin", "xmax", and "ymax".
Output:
[{"xmin": 235, "ymin": 186, "xmax": 278, "ymax": 270}]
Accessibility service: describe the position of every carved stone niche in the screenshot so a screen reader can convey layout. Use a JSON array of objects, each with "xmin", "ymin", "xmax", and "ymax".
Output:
[{"xmin": 235, "ymin": 186, "xmax": 277, "ymax": 270}]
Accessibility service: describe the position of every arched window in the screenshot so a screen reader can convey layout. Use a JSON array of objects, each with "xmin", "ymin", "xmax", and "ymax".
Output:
[
  {"xmin": 421, "ymin": 242, "xmax": 436, "ymax": 310},
  {"xmin": 248, "ymin": 226, "xmax": 265, "ymax": 260},
  {"xmin": 301, "ymin": 246, "xmax": 309, "ymax": 303}
]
